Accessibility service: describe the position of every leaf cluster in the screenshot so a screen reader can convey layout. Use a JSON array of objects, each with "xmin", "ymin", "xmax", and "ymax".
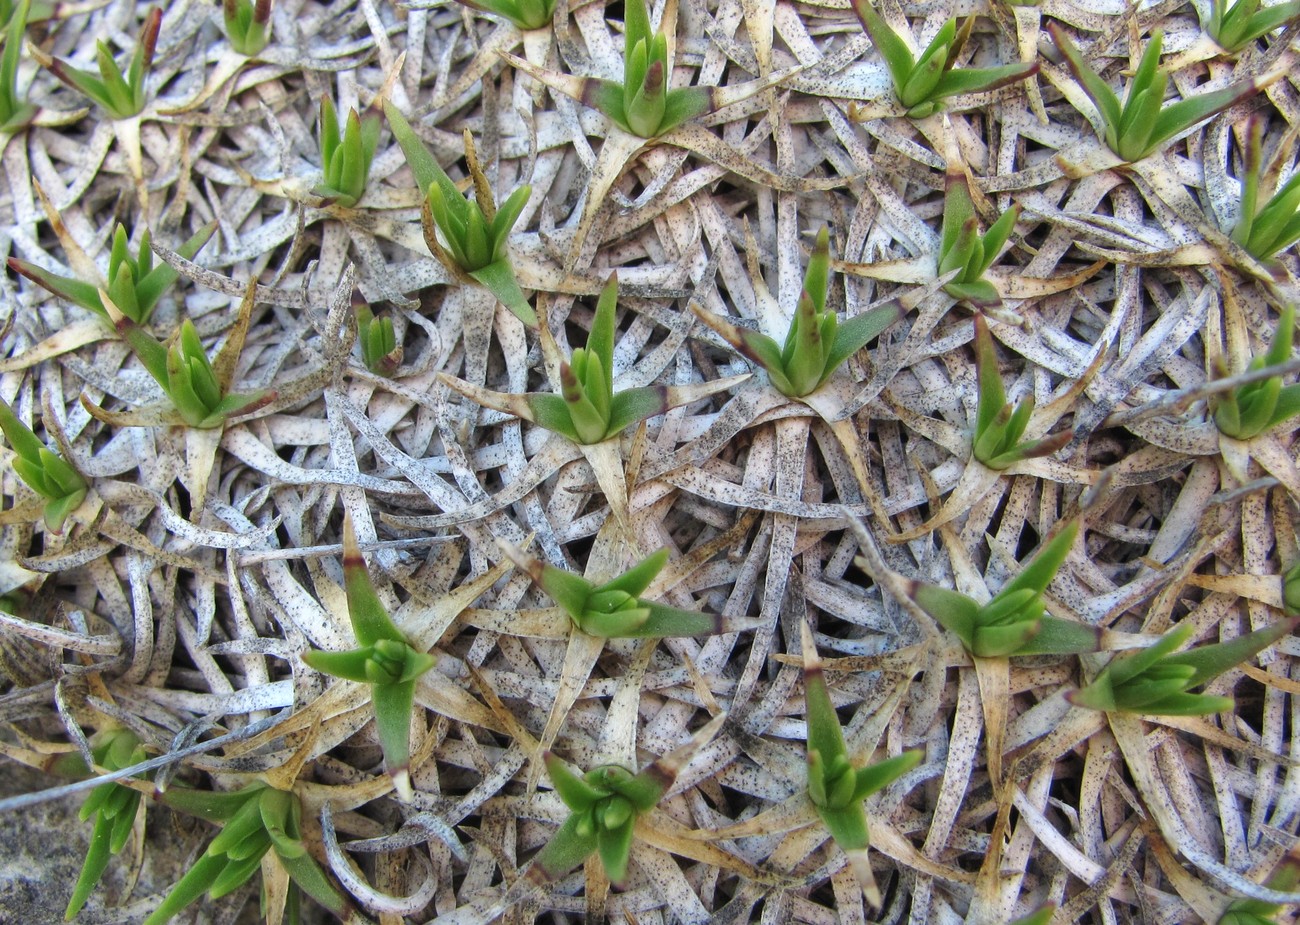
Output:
[
  {"xmin": 1211, "ymin": 303, "xmax": 1300, "ymax": 441},
  {"xmin": 0, "ymin": 0, "xmax": 34, "ymax": 133},
  {"xmin": 222, "ymin": 0, "xmax": 272, "ymax": 57},
  {"xmin": 0, "ymin": 396, "xmax": 87, "ymax": 532},
  {"xmin": 971, "ymin": 315, "xmax": 1072, "ymax": 468},
  {"xmin": 1232, "ymin": 118, "xmax": 1300, "ymax": 262},
  {"xmin": 1205, "ymin": 0, "xmax": 1300, "ymax": 54},
  {"xmin": 45, "ymin": 7, "xmax": 160, "ymax": 119},
  {"xmin": 454, "ymin": 0, "xmax": 555, "ymax": 32},
  {"xmin": 939, "ymin": 173, "xmax": 1018, "ymax": 308},
  {"xmin": 356, "ymin": 303, "xmax": 401, "ymax": 376},
  {"xmin": 314, "ymin": 97, "xmax": 381, "ymax": 208}
]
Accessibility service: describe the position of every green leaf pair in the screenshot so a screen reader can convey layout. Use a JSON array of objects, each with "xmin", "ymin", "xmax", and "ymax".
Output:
[
  {"xmin": 1231, "ymin": 118, "xmax": 1300, "ymax": 262},
  {"xmin": 314, "ymin": 97, "xmax": 381, "ymax": 208},
  {"xmin": 939, "ymin": 173, "xmax": 1018, "ymax": 308},
  {"xmin": 972, "ymin": 315, "xmax": 1072, "ymax": 468},
  {"xmin": 62, "ymin": 729, "xmax": 146, "ymax": 920},
  {"xmin": 386, "ymin": 102, "xmax": 536, "ymax": 326},
  {"xmin": 852, "ymin": 4, "xmax": 1038, "ymax": 117},
  {"xmin": 1068, "ymin": 617, "xmax": 1298, "ymax": 716},
  {"xmin": 582, "ymin": 0, "xmax": 709, "ymax": 138},
  {"xmin": 454, "ymin": 0, "xmax": 555, "ymax": 31},
  {"xmin": 0, "ymin": 0, "xmax": 34, "ymax": 134},
  {"xmin": 0, "ymin": 397, "xmax": 87, "ymax": 532},
  {"xmin": 44, "ymin": 8, "xmax": 160, "ymax": 119},
  {"xmin": 505, "ymin": 543, "xmax": 727, "ymax": 637},
  {"xmin": 1205, "ymin": 0, "xmax": 1300, "ymax": 54},
  {"xmin": 356, "ymin": 303, "xmax": 401, "ymax": 377},
  {"xmin": 1211, "ymin": 303, "xmax": 1300, "ymax": 441},
  {"xmin": 692, "ymin": 229, "xmax": 900, "ymax": 398},
  {"xmin": 801, "ymin": 623, "xmax": 921, "ymax": 904},
  {"xmin": 1050, "ymin": 25, "xmax": 1264, "ymax": 163},
  {"xmin": 8, "ymin": 222, "xmax": 215, "ymax": 326},
  {"xmin": 302, "ymin": 513, "xmax": 434, "ymax": 801},
  {"xmin": 222, "ymin": 0, "xmax": 272, "ymax": 57},
  {"xmin": 908, "ymin": 522, "xmax": 1100, "ymax": 658},
  {"xmin": 149, "ymin": 783, "xmax": 347, "ymax": 925}
]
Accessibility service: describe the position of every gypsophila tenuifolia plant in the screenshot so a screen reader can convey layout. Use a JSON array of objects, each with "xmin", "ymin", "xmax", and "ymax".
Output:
[
  {"xmin": 906, "ymin": 522, "xmax": 1100, "ymax": 658},
  {"xmin": 386, "ymin": 102, "xmax": 535, "ymax": 325},
  {"xmin": 356, "ymin": 303, "xmax": 401, "ymax": 376},
  {"xmin": 0, "ymin": 396, "xmax": 87, "ymax": 532},
  {"xmin": 972, "ymin": 315, "xmax": 1073, "ymax": 468},
  {"xmin": 222, "ymin": 0, "xmax": 271, "ymax": 57},
  {"xmin": 940, "ymin": 173, "xmax": 1018, "ymax": 308},
  {"xmin": 1048, "ymin": 25, "xmax": 1264, "ymax": 163},
  {"xmin": 1232, "ymin": 118, "xmax": 1300, "ymax": 262},
  {"xmin": 850, "ymin": 5, "xmax": 1037, "ymax": 117},
  {"xmin": 530, "ymin": 714, "xmax": 724, "ymax": 886},
  {"xmin": 454, "ymin": 0, "xmax": 554, "ymax": 31},
  {"xmin": 0, "ymin": 0, "xmax": 34, "ymax": 134},
  {"xmin": 1205, "ymin": 0, "xmax": 1300, "ymax": 54},
  {"xmin": 148, "ymin": 783, "xmax": 347, "ymax": 925},
  {"xmin": 51, "ymin": 728, "xmax": 145, "ymax": 920},
  {"xmin": 692, "ymin": 229, "xmax": 900, "ymax": 398},
  {"xmin": 314, "ymin": 97, "xmax": 381, "ymax": 207},
  {"xmin": 1211, "ymin": 303, "xmax": 1300, "ymax": 440},
  {"xmin": 303, "ymin": 513, "xmax": 433, "ymax": 801},
  {"xmin": 801, "ymin": 623, "xmax": 921, "ymax": 905},
  {"xmin": 1068, "ymin": 617, "xmax": 1299, "ymax": 715},
  {"xmin": 1219, "ymin": 848, "xmax": 1300, "ymax": 924},
  {"xmin": 500, "ymin": 542, "xmax": 729, "ymax": 637},
  {"xmin": 43, "ymin": 8, "xmax": 160, "ymax": 119},
  {"xmin": 8, "ymin": 222, "xmax": 215, "ymax": 326}
]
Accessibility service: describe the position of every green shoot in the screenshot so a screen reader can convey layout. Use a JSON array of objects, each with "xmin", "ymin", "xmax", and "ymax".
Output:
[
  {"xmin": 502, "ymin": 543, "xmax": 728, "ymax": 637},
  {"xmin": 303, "ymin": 513, "xmax": 434, "ymax": 801},
  {"xmin": 908, "ymin": 523, "xmax": 1100, "ymax": 658},
  {"xmin": 314, "ymin": 97, "xmax": 382, "ymax": 208},
  {"xmin": 222, "ymin": 0, "xmax": 272, "ymax": 57},
  {"xmin": 1068, "ymin": 617, "xmax": 1298, "ymax": 715},
  {"xmin": 62, "ymin": 729, "xmax": 146, "ymax": 920},
  {"xmin": 851, "ymin": 5, "xmax": 1038, "ymax": 117},
  {"xmin": 454, "ymin": 0, "xmax": 555, "ymax": 31},
  {"xmin": 1284, "ymin": 559, "xmax": 1300, "ymax": 617},
  {"xmin": 972, "ymin": 315, "xmax": 1072, "ymax": 468},
  {"xmin": 0, "ymin": 0, "xmax": 34, "ymax": 134},
  {"xmin": 940, "ymin": 172, "xmax": 1019, "ymax": 308},
  {"xmin": 801, "ymin": 623, "xmax": 921, "ymax": 905},
  {"xmin": 385, "ymin": 102, "xmax": 535, "ymax": 326},
  {"xmin": 1219, "ymin": 847, "xmax": 1300, "ymax": 924},
  {"xmin": 44, "ymin": 8, "xmax": 161, "ymax": 119},
  {"xmin": 1231, "ymin": 118, "xmax": 1300, "ymax": 262},
  {"xmin": 8, "ymin": 222, "xmax": 215, "ymax": 326},
  {"xmin": 0, "ymin": 0, "xmax": 52, "ymax": 22},
  {"xmin": 1211, "ymin": 303, "xmax": 1300, "ymax": 441},
  {"xmin": 691, "ymin": 229, "xmax": 900, "ymax": 398},
  {"xmin": 1205, "ymin": 0, "xmax": 1300, "ymax": 53},
  {"xmin": 356, "ymin": 303, "xmax": 401, "ymax": 377},
  {"xmin": 149, "ymin": 783, "xmax": 347, "ymax": 925},
  {"xmin": 0, "ymin": 396, "xmax": 87, "ymax": 532},
  {"xmin": 1049, "ymin": 25, "xmax": 1264, "ymax": 163},
  {"xmin": 1009, "ymin": 907, "xmax": 1057, "ymax": 925}
]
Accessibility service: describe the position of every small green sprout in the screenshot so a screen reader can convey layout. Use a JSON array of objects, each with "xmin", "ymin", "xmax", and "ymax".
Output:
[
  {"xmin": 314, "ymin": 97, "xmax": 381, "ymax": 208},
  {"xmin": 1218, "ymin": 847, "xmax": 1300, "ymax": 925},
  {"xmin": 453, "ymin": 0, "xmax": 554, "ymax": 31},
  {"xmin": 907, "ymin": 522, "xmax": 1100, "ymax": 658},
  {"xmin": 60, "ymin": 729, "xmax": 145, "ymax": 920},
  {"xmin": 972, "ymin": 315, "xmax": 1073, "ymax": 468},
  {"xmin": 1283, "ymin": 560, "xmax": 1300, "ymax": 617},
  {"xmin": 691, "ymin": 229, "xmax": 900, "ymax": 398},
  {"xmin": 356, "ymin": 303, "xmax": 401, "ymax": 376},
  {"xmin": 940, "ymin": 172, "xmax": 1019, "ymax": 308},
  {"xmin": 303, "ymin": 514, "xmax": 433, "ymax": 801},
  {"xmin": 1009, "ymin": 907, "xmax": 1056, "ymax": 925},
  {"xmin": 503, "ymin": 543, "xmax": 728, "ymax": 637},
  {"xmin": 222, "ymin": 0, "xmax": 272, "ymax": 57},
  {"xmin": 1049, "ymin": 25, "xmax": 1264, "ymax": 163},
  {"xmin": 386, "ymin": 102, "xmax": 535, "ymax": 326},
  {"xmin": 1211, "ymin": 303, "xmax": 1300, "ymax": 441},
  {"xmin": 1205, "ymin": 0, "xmax": 1300, "ymax": 54},
  {"xmin": 1231, "ymin": 118, "xmax": 1300, "ymax": 262},
  {"xmin": 0, "ymin": 0, "xmax": 34, "ymax": 134},
  {"xmin": 8, "ymin": 222, "xmax": 215, "ymax": 326},
  {"xmin": 851, "ymin": 4, "xmax": 1038, "ymax": 118},
  {"xmin": 44, "ymin": 8, "xmax": 161, "ymax": 119},
  {"xmin": 0, "ymin": 396, "xmax": 87, "ymax": 532},
  {"xmin": 148, "ymin": 782, "xmax": 347, "ymax": 925},
  {"xmin": 801, "ymin": 623, "xmax": 921, "ymax": 905},
  {"xmin": 1068, "ymin": 617, "xmax": 1298, "ymax": 715}
]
